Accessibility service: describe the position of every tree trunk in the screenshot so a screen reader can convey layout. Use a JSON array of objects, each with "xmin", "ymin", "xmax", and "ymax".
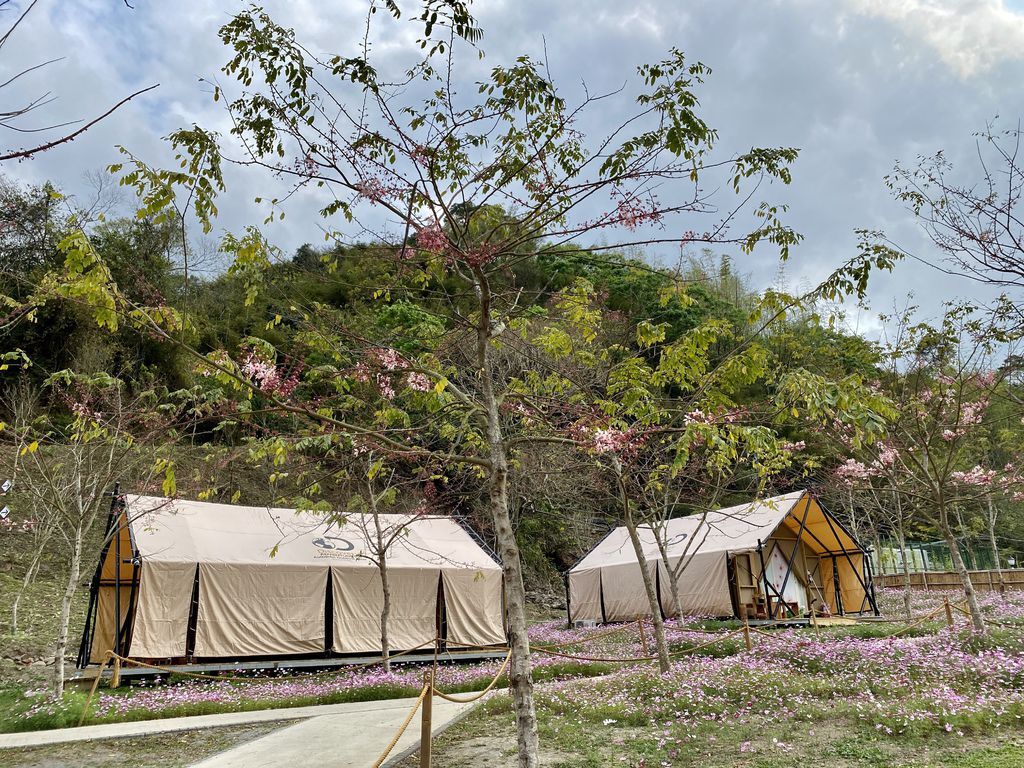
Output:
[
  {"xmin": 53, "ymin": 526, "xmax": 83, "ymax": 698},
  {"xmin": 622, "ymin": 515, "xmax": 671, "ymax": 672},
  {"xmin": 486, "ymin": 423, "xmax": 539, "ymax": 768},
  {"xmin": 372, "ymin": 514, "xmax": 392, "ymax": 674},
  {"xmin": 987, "ymin": 496, "xmax": 1004, "ymax": 593},
  {"xmin": 940, "ymin": 505, "xmax": 984, "ymax": 633},
  {"xmin": 475, "ymin": 277, "xmax": 539, "ymax": 768},
  {"xmin": 954, "ymin": 505, "xmax": 977, "ymax": 570},
  {"xmin": 613, "ymin": 459, "xmax": 670, "ymax": 673},
  {"xmin": 873, "ymin": 533, "xmax": 885, "ymax": 574},
  {"xmin": 11, "ymin": 545, "xmax": 45, "ymax": 635},
  {"xmin": 894, "ymin": 513, "xmax": 913, "ymax": 619},
  {"xmin": 654, "ymin": 535, "xmax": 683, "ymax": 621}
]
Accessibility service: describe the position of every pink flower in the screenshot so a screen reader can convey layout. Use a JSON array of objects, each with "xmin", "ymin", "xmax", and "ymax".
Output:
[
  {"xmin": 950, "ymin": 466, "xmax": 998, "ymax": 487},
  {"xmin": 836, "ymin": 459, "xmax": 876, "ymax": 482},
  {"xmin": 612, "ymin": 192, "xmax": 663, "ymax": 231},
  {"xmin": 405, "ymin": 372, "xmax": 431, "ymax": 392},
  {"xmin": 416, "ymin": 224, "xmax": 449, "ymax": 255}
]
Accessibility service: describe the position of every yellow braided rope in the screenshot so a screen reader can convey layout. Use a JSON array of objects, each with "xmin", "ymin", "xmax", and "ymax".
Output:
[
  {"xmin": 431, "ymin": 650, "xmax": 512, "ymax": 703},
  {"xmin": 369, "ymin": 683, "xmax": 430, "ymax": 768}
]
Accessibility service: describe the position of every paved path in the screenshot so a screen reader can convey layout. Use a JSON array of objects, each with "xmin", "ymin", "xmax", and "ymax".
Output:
[
  {"xmin": 190, "ymin": 696, "xmax": 473, "ymax": 768},
  {"xmin": 0, "ymin": 695, "xmax": 478, "ymax": 767}
]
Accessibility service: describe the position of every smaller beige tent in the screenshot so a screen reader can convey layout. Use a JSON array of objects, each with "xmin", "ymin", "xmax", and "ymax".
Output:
[
  {"xmin": 568, "ymin": 490, "xmax": 877, "ymax": 623},
  {"xmin": 78, "ymin": 495, "xmax": 506, "ymax": 665}
]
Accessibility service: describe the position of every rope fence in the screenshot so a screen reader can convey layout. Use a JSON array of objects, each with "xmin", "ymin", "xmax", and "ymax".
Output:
[
  {"xmin": 952, "ymin": 603, "xmax": 1024, "ymax": 630},
  {"xmin": 369, "ymin": 680, "xmax": 430, "ymax": 768}
]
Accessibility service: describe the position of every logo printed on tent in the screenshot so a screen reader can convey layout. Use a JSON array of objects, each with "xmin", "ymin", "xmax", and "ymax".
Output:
[{"xmin": 312, "ymin": 535, "xmax": 356, "ymax": 552}]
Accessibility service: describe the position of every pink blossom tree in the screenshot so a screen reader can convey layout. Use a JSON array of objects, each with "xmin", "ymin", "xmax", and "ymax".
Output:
[{"xmin": 829, "ymin": 305, "xmax": 1024, "ymax": 631}]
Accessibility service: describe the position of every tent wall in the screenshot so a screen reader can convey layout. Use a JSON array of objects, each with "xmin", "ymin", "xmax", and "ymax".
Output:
[
  {"xmin": 89, "ymin": 586, "xmax": 134, "ymax": 663},
  {"xmin": 568, "ymin": 568, "xmax": 603, "ymax": 624},
  {"xmin": 657, "ymin": 550, "xmax": 732, "ymax": 617},
  {"xmin": 441, "ymin": 569, "xmax": 506, "ymax": 647},
  {"xmin": 129, "ymin": 562, "xmax": 195, "ymax": 658},
  {"xmin": 194, "ymin": 563, "xmax": 329, "ymax": 657},
  {"xmin": 600, "ymin": 560, "xmax": 657, "ymax": 621},
  {"xmin": 331, "ymin": 566, "xmax": 439, "ymax": 654}
]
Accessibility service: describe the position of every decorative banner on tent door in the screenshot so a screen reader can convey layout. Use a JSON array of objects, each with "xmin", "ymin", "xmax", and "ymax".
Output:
[{"xmin": 766, "ymin": 546, "xmax": 808, "ymax": 612}]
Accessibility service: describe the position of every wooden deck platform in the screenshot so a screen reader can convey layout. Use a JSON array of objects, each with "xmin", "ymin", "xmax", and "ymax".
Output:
[{"xmin": 66, "ymin": 648, "xmax": 508, "ymax": 686}]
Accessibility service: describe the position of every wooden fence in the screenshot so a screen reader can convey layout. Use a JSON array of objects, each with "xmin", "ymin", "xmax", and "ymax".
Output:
[{"xmin": 874, "ymin": 569, "xmax": 1024, "ymax": 591}]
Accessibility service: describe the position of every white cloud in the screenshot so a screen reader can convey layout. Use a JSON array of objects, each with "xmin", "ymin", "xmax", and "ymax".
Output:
[
  {"xmin": 2, "ymin": 0, "xmax": 1022, "ymax": 326},
  {"xmin": 844, "ymin": 0, "xmax": 1024, "ymax": 77}
]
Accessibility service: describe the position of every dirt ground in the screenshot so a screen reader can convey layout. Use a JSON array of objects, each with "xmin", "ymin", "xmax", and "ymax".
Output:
[{"xmin": 0, "ymin": 723, "xmax": 284, "ymax": 768}]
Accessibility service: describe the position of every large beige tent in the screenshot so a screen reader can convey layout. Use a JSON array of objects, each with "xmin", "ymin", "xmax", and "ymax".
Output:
[
  {"xmin": 568, "ymin": 490, "xmax": 877, "ymax": 623},
  {"xmin": 78, "ymin": 495, "xmax": 505, "ymax": 665}
]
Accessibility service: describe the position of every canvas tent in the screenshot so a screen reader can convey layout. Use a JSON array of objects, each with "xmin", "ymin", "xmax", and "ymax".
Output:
[
  {"xmin": 567, "ymin": 490, "xmax": 878, "ymax": 623},
  {"xmin": 77, "ymin": 494, "xmax": 506, "ymax": 666}
]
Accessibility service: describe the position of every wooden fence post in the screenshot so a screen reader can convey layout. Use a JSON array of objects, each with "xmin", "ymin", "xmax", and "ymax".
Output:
[
  {"xmin": 110, "ymin": 656, "xmax": 121, "ymax": 689},
  {"xmin": 420, "ymin": 670, "xmax": 433, "ymax": 768},
  {"xmin": 944, "ymin": 597, "xmax": 954, "ymax": 628},
  {"xmin": 637, "ymin": 618, "xmax": 649, "ymax": 656}
]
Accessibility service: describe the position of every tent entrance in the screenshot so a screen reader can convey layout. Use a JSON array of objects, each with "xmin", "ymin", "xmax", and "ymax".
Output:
[
  {"xmin": 766, "ymin": 546, "xmax": 808, "ymax": 614},
  {"xmin": 77, "ymin": 487, "xmax": 140, "ymax": 666}
]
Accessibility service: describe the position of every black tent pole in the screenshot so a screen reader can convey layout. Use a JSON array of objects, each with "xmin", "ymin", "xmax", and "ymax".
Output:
[
  {"xmin": 599, "ymin": 570, "xmax": 608, "ymax": 625},
  {"xmin": 831, "ymin": 555, "xmax": 844, "ymax": 615},
  {"xmin": 117, "ymin": 496, "xmax": 143, "ymax": 658},
  {"xmin": 864, "ymin": 551, "xmax": 880, "ymax": 615},
  {"xmin": 562, "ymin": 572, "xmax": 571, "ymax": 629},
  {"xmin": 113, "ymin": 484, "xmax": 122, "ymax": 657},
  {"xmin": 78, "ymin": 483, "xmax": 121, "ymax": 666},
  {"xmin": 819, "ymin": 510, "xmax": 875, "ymax": 612},
  {"xmin": 757, "ymin": 539, "xmax": 772, "ymax": 619}
]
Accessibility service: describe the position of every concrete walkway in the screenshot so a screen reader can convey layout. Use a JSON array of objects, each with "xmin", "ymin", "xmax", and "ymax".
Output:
[
  {"xmin": 190, "ymin": 696, "xmax": 473, "ymax": 768},
  {"xmin": 0, "ymin": 695, "xmax": 479, "ymax": 767}
]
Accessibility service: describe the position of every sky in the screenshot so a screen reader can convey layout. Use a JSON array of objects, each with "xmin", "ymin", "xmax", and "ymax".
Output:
[{"xmin": 5, "ymin": 0, "xmax": 1024, "ymax": 337}]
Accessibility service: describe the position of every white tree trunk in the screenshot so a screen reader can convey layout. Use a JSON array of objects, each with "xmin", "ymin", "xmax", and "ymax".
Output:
[
  {"xmin": 53, "ymin": 526, "xmax": 83, "ymax": 698},
  {"xmin": 613, "ymin": 459, "xmax": 670, "ymax": 673},
  {"xmin": 940, "ymin": 505, "xmax": 984, "ymax": 632},
  {"xmin": 487, "ymin": 427, "xmax": 539, "ymax": 768},
  {"xmin": 11, "ymin": 546, "xmax": 44, "ymax": 635},
  {"xmin": 894, "ymin": 517, "xmax": 913, "ymax": 619},
  {"xmin": 475, "ymin": 279, "xmax": 539, "ymax": 768},
  {"xmin": 987, "ymin": 496, "xmax": 1004, "ymax": 592},
  {"xmin": 623, "ymin": 515, "xmax": 671, "ymax": 672},
  {"xmin": 373, "ymin": 514, "xmax": 392, "ymax": 673}
]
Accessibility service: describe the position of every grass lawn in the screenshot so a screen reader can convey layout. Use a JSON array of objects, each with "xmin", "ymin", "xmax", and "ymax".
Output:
[
  {"xmin": 5, "ymin": 587, "xmax": 1024, "ymax": 768},
  {"xmin": 394, "ymin": 589, "xmax": 1024, "ymax": 767},
  {"xmin": 403, "ymin": 699, "xmax": 1024, "ymax": 767}
]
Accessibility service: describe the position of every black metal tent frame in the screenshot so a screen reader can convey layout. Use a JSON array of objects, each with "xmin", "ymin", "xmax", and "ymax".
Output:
[
  {"xmin": 755, "ymin": 493, "xmax": 879, "ymax": 619},
  {"xmin": 77, "ymin": 484, "xmax": 142, "ymax": 667},
  {"xmin": 563, "ymin": 491, "xmax": 880, "ymax": 625},
  {"xmin": 76, "ymin": 488, "xmax": 508, "ymax": 669}
]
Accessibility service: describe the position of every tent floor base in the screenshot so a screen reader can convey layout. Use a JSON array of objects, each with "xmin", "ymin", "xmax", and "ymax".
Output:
[
  {"xmin": 745, "ymin": 615, "xmax": 870, "ymax": 628},
  {"xmin": 66, "ymin": 649, "xmax": 508, "ymax": 687}
]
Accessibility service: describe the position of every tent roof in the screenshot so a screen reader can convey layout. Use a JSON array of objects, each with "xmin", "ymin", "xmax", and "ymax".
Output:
[
  {"xmin": 570, "ymin": 490, "xmax": 861, "ymax": 573},
  {"xmin": 124, "ymin": 495, "xmax": 500, "ymax": 571}
]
